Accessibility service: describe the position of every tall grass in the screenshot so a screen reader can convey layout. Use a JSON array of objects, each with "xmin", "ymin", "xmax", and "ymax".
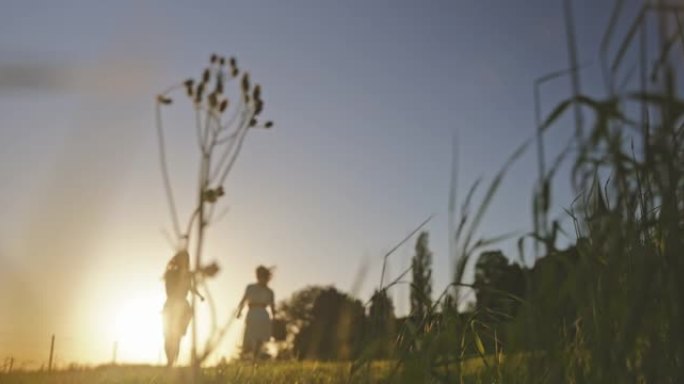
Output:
[{"xmin": 354, "ymin": 2, "xmax": 684, "ymax": 383}]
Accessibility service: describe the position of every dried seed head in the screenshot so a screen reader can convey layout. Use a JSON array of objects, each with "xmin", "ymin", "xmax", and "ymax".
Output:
[
  {"xmin": 202, "ymin": 262, "xmax": 220, "ymax": 277},
  {"xmin": 203, "ymin": 189, "xmax": 217, "ymax": 203},
  {"xmin": 241, "ymin": 73, "xmax": 250, "ymax": 93},
  {"xmin": 210, "ymin": 54, "xmax": 218, "ymax": 64},
  {"xmin": 208, "ymin": 92, "xmax": 218, "ymax": 108},
  {"xmin": 253, "ymin": 84, "xmax": 261, "ymax": 100},
  {"xmin": 249, "ymin": 118, "xmax": 257, "ymax": 127},
  {"xmin": 219, "ymin": 56, "xmax": 225, "ymax": 66},
  {"xmin": 184, "ymin": 79, "xmax": 195, "ymax": 97},
  {"xmin": 254, "ymin": 99, "xmax": 263, "ymax": 115},
  {"xmin": 215, "ymin": 77, "xmax": 224, "ymax": 94},
  {"xmin": 229, "ymin": 57, "xmax": 239, "ymax": 77},
  {"xmin": 202, "ymin": 68, "xmax": 210, "ymax": 84},
  {"xmin": 264, "ymin": 121, "xmax": 273, "ymax": 129},
  {"xmin": 157, "ymin": 95, "xmax": 173, "ymax": 105},
  {"xmin": 219, "ymin": 99, "xmax": 229, "ymax": 112},
  {"xmin": 195, "ymin": 83, "xmax": 205, "ymax": 103}
]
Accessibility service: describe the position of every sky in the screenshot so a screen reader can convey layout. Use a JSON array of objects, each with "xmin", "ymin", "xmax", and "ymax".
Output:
[{"xmin": 0, "ymin": 0, "xmax": 652, "ymax": 369}]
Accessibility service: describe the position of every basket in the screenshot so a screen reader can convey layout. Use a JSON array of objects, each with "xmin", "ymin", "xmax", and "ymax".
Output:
[{"xmin": 271, "ymin": 318, "xmax": 287, "ymax": 341}]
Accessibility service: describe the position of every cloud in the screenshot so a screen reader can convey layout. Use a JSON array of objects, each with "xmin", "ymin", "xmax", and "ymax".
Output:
[
  {"xmin": 0, "ymin": 62, "xmax": 70, "ymax": 91},
  {"xmin": 0, "ymin": 57, "xmax": 162, "ymax": 99}
]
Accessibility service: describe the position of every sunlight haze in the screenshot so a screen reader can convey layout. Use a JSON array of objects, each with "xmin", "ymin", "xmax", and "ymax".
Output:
[{"xmin": 0, "ymin": 0, "xmax": 636, "ymax": 369}]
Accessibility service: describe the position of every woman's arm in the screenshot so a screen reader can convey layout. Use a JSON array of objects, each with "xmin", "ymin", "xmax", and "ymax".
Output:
[
  {"xmin": 236, "ymin": 287, "xmax": 248, "ymax": 318},
  {"xmin": 269, "ymin": 289, "xmax": 276, "ymax": 317}
]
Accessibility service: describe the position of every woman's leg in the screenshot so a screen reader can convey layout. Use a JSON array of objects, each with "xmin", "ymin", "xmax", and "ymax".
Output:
[
  {"xmin": 253, "ymin": 339, "xmax": 262, "ymax": 360},
  {"xmin": 241, "ymin": 341, "xmax": 253, "ymax": 359},
  {"xmin": 164, "ymin": 335, "xmax": 179, "ymax": 366}
]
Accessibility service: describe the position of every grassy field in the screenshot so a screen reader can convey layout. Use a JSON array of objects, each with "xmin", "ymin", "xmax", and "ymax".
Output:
[
  {"xmin": 0, "ymin": 361, "xmax": 386, "ymax": 384},
  {"xmin": 0, "ymin": 358, "xmax": 490, "ymax": 384}
]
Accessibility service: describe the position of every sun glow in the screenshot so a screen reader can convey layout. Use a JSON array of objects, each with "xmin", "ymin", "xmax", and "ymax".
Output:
[{"xmin": 112, "ymin": 291, "xmax": 166, "ymax": 364}]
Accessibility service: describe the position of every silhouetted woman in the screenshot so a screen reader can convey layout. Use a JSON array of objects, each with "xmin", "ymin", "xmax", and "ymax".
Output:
[
  {"xmin": 237, "ymin": 266, "xmax": 275, "ymax": 359},
  {"xmin": 162, "ymin": 250, "xmax": 200, "ymax": 366}
]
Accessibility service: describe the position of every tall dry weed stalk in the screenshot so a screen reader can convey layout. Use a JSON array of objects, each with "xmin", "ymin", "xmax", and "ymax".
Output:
[{"xmin": 155, "ymin": 54, "xmax": 273, "ymax": 382}]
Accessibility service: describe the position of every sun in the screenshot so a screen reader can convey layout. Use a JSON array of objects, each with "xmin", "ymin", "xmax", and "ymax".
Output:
[{"xmin": 112, "ymin": 291, "xmax": 166, "ymax": 364}]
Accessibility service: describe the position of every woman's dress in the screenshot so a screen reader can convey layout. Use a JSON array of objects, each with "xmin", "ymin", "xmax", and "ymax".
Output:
[{"xmin": 242, "ymin": 283, "xmax": 274, "ymax": 351}]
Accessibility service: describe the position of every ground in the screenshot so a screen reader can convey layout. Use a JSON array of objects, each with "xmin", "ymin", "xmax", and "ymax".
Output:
[{"xmin": 0, "ymin": 359, "xmax": 488, "ymax": 383}]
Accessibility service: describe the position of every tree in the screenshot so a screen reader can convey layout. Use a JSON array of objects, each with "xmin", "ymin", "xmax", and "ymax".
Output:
[
  {"xmin": 293, "ymin": 287, "xmax": 365, "ymax": 360},
  {"xmin": 516, "ymin": 245, "xmax": 581, "ymax": 344},
  {"xmin": 275, "ymin": 285, "xmax": 327, "ymax": 357},
  {"xmin": 367, "ymin": 289, "xmax": 396, "ymax": 358},
  {"xmin": 410, "ymin": 231, "xmax": 433, "ymax": 320},
  {"xmin": 473, "ymin": 250, "xmax": 525, "ymax": 324}
]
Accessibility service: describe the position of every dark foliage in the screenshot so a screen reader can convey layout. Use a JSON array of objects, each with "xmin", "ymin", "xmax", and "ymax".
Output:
[
  {"xmin": 473, "ymin": 250, "xmax": 525, "ymax": 324},
  {"xmin": 410, "ymin": 232, "xmax": 433, "ymax": 322},
  {"xmin": 366, "ymin": 289, "xmax": 397, "ymax": 358},
  {"xmin": 292, "ymin": 287, "xmax": 366, "ymax": 360}
]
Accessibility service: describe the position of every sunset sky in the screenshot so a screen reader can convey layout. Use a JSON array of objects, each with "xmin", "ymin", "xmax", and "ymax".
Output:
[{"xmin": 0, "ymin": 0, "xmax": 644, "ymax": 368}]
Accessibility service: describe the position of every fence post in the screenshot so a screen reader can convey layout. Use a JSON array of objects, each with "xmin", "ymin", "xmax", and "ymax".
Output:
[
  {"xmin": 112, "ymin": 341, "xmax": 118, "ymax": 365},
  {"xmin": 48, "ymin": 334, "xmax": 55, "ymax": 372}
]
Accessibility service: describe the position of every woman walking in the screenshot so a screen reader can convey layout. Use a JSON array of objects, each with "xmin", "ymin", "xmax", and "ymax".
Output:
[
  {"xmin": 161, "ymin": 249, "xmax": 218, "ymax": 366},
  {"xmin": 237, "ymin": 266, "xmax": 275, "ymax": 359},
  {"xmin": 162, "ymin": 250, "xmax": 194, "ymax": 366}
]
